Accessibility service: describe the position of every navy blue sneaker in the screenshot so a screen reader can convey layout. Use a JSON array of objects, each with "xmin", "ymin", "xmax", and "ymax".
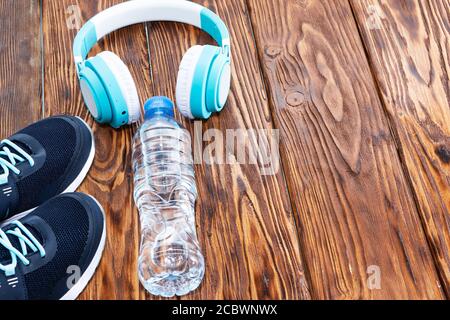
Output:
[
  {"xmin": 0, "ymin": 116, "xmax": 95, "ymax": 223},
  {"xmin": 0, "ymin": 193, "xmax": 105, "ymax": 300}
]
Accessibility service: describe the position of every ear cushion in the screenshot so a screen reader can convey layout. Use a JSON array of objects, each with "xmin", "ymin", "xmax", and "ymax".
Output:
[
  {"xmin": 78, "ymin": 67, "xmax": 112, "ymax": 124},
  {"xmin": 97, "ymin": 51, "xmax": 140, "ymax": 124},
  {"xmin": 176, "ymin": 45, "xmax": 204, "ymax": 119}
]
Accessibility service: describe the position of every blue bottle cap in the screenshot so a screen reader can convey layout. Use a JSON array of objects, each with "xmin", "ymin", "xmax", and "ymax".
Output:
[{"xmin": 144, "ymin": 96, "xmax": 175, "ymax": 119}]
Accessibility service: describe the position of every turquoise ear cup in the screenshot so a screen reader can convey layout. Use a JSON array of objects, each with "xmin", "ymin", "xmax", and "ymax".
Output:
[
  {"xmin": 176, "ymin": 45, "xmax": 231, "ymax": 120},
  {"xmin": 77, "ymin": 52, "xmax": 140, "ymax": 128},
  {"xmin": 191, "ymin": 45, "xmax": 231, "ymax": 119},
  {"xmin": 205, "ymin": 50, "xmax": 231, "ymax": 113}
]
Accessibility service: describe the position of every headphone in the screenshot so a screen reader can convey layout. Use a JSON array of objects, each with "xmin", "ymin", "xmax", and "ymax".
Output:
[{"xmin": 73, "ymin": 0, "xmax": 231, "ymax": 128}]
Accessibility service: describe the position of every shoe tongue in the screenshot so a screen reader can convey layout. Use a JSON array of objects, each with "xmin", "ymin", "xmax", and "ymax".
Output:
[
  {"xmin": 0, "ymin": 223, "xmax": 43, "ymax": 264},
  {"xmin": 0, "ymin": 139, "xmax": 33, "ymax": 175},
  {"xmin": 11, "ymin": 140, "xmax": 33, "ymax": 155}
]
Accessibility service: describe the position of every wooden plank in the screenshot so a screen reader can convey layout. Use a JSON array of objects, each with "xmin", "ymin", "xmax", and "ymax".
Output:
[
  {"xmin": 247, "ymin": 0, "xmax": 445, "ymax": 299},
  {"xmin": 147, "ymin": 0, "xmax": 311, "ymax": 299},
  {"xmin": 42, "ymin": 0, "xmax": 151, "ymax": 299},
  {"xmin": 350, "ymin": 0, "xmax": 450, "ymax": 295},
  {"xmin": 0, "ymin": 0, "xmax": 41, "ymax": 137}
]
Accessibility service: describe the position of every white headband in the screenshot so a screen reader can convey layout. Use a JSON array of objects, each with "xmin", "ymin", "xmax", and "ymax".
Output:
[{"xmin": 73, "ymin": 0, "xmax": 230, "ymax": 64}]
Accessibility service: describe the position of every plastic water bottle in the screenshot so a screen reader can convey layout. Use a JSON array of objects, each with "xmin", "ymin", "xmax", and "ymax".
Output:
[{"xmin": 132, "ymin": 96, "xmax": 204, "ymax": 297}]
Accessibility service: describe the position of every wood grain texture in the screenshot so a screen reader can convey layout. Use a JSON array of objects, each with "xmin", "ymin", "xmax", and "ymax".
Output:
[
  {"xmin": 147, "ymin": 0, "xmax": 310, "ymax": 299},
  {"xmin": 42, "ymin": 0, "xmax": 151, "ymax": 300},
  {"xmin": 247, "ymin": 0, "xmax": 445, "ymax": 299},
  {"xmin": 350, "ymin": 0, "xmax": 450, "ymax": 295},
  {"xmin": 0, "ymin": 0, "xmax": 41, "ymax": 137}
]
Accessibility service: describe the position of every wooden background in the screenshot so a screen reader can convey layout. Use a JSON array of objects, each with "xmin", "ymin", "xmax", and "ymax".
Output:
[{"xmin": 0, "ymin": 0, "xmax": 448, "ymax": 300}]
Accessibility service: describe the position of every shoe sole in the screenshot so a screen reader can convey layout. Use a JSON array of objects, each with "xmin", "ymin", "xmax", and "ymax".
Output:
[
  {"xmin": 60, "ymin": 194, "xmax": 106, "ymax": 300},
  {"xmin": 1, "ymin": 117, "xmax": 96, "ymax": 226}
]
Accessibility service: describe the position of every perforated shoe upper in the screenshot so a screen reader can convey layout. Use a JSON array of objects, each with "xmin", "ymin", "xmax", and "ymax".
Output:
[
  {"xmin": 0, "ymin": 116, "xmax": 94, "ymax": 220},
  {"xmin": 0, "ymin": 193, "xmax": 105, "ymax": 300}
]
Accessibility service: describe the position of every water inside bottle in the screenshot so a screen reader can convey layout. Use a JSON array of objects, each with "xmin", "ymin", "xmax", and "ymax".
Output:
[{"xmin": 132, "ymin": 97, "xmax": 204, "ymax": 297}]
